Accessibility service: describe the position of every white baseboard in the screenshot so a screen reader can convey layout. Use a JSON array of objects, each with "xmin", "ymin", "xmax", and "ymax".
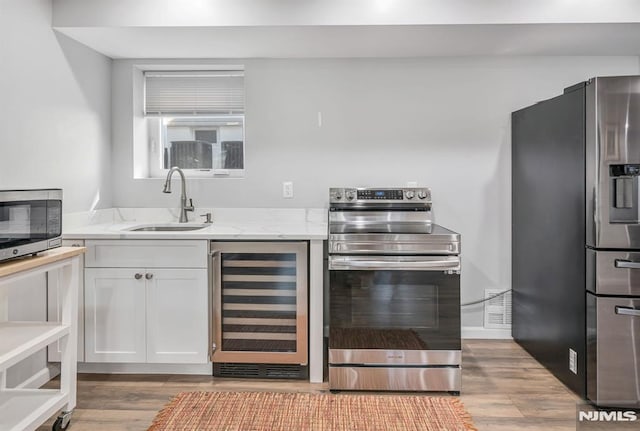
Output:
[
  {"xmin": 462, "ymin": 326, "xmax": 513, "ymax": 339},
  {"xmin": 78, "ymin": 362, "xmax": 213, "ymax": 375},
  {"xmin": 16, "ymin": 364, "xmax": 60, "ymax": 389}
]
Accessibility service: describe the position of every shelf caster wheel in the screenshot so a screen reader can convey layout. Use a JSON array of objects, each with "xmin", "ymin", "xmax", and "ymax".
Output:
[{"xmin": 52, "ymin": 410, "xmax": 72, "ymax": 431}]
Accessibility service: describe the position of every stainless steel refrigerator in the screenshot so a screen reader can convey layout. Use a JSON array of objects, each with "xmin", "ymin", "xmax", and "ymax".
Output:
[{"xmin": 512, "ymin": 76, "xmax": 640, "ymax": 408}]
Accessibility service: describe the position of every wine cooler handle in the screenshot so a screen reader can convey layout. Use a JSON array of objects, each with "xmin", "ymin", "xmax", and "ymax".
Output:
[{"xmin": 208, "ymin": 250, "xmax": 220, "ymax": 360}]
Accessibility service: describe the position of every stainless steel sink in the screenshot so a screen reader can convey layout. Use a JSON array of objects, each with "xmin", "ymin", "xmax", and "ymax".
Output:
[{"xmin": 126, "ymin": 224, "xmax": 209, "ymax": 232}]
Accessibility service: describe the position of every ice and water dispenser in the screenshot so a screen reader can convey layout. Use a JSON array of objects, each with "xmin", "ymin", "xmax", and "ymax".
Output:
[{"xmin": 610, "ymin": 164, "xmax": 640, "ymax": 222}]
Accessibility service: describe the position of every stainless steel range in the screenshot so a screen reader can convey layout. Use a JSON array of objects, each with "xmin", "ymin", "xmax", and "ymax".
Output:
[{"xmin": 328, "ymin": 187, "xmax": 461, "ymax": 393}]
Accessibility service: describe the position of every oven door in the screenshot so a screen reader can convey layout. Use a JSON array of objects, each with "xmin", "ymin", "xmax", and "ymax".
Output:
[{"xmin": 328, "ymin": 255, "xmax": 461, "ymax": 365}]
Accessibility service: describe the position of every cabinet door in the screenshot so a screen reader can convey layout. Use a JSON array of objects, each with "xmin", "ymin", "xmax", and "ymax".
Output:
[
  {"xmin": 146, "ymin": 268, "xmax": 209, "ymax": 364},
  {"xmin": 85, "ymin": 268, "xmax": 146, "ymax": 362}
]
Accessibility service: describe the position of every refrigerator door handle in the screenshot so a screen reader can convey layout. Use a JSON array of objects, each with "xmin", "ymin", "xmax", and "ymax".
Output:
[
  {"xmin": 614, "ymin": 259, "xmax": 640, "ymax": 269},
  {"xmin": 615, "ymin": 306, "xmax": 640, "ymax": 317}
]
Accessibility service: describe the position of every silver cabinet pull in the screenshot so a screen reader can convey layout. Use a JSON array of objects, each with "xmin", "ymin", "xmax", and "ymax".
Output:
[
  {"xmin": 614, "ymin": 259, "xmax": 640, "ymax": 269},
  {"xmin": 615, "ymin": 306, "xmax": 640, "ymax": 317},
  {"xmin": 134, "ymin": 273, "xmax": 143, "ymax": 280},
  {"xmin": 145, "ymin": 273, "xmax": 153, "ymax": 280}
]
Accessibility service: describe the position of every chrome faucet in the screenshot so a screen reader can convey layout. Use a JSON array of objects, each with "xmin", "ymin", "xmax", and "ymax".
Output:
[{"xmin": 162, "ymin": 167, "xmax": 194, "ymax": 223}]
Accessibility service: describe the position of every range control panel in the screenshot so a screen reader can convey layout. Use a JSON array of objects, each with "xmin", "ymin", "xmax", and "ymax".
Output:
[
  {"xmin": 357, "ymin": 189, "xmax": 404, "ymax": 200},
  {"xmin": 329, "ymin": 187, "xmax": 431, "ymax": 204}
]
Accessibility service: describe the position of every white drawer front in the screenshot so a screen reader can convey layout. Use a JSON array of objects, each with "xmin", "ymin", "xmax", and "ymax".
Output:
[{"xmin": 85, "ymin": 240, "xmax": 207, "ymax": 268}]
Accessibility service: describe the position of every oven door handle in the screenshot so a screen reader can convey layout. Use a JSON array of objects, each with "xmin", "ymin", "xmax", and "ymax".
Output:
[{"xmin": 329, "ymin": 256, "xmax": 460, "ymax": 272}]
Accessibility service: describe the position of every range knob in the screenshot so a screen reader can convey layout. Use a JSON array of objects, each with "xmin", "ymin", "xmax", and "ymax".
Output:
[
  {"xmin": 334, "ymin": 193, "xmax": 342, "ymax": 200},
  {"xmin": 417, "ymin": 190, "xmax": 428, "ymax": 200},
  {"xmin": 346, "ymin": 190, "xmax": 356, "ymax": 201},
  {"xmin": 405, "ymin": 190, "xmax": 415, "ymax": 199}
]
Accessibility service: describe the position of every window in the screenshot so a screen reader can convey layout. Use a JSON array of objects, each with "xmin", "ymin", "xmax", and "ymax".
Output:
[{"xmin": 144, "ymin": 69, "xmax": 245, "ymax": 177}]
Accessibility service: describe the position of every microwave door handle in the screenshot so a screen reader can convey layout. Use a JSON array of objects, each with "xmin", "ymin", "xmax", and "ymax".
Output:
[
  {"xmin": 615, "ymin": 306, "xmax": 640, "ymax": 317},
  {"xmin": 614, "ymin": 259, "xmax": 640, "ymax": 269}
]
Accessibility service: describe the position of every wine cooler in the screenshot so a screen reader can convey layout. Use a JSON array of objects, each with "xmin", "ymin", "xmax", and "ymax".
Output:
[{"xmin": 210, "ymin": 241, "xmax": 308, "ymax": 378}]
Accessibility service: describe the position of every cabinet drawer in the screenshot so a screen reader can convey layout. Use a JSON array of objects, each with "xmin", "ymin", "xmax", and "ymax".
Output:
[{"xmin": 85, "ymin": 240, "xmax": 207, "ymax": 268}]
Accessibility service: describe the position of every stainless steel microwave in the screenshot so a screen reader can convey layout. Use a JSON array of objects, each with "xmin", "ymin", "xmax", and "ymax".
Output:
[{"xmin": 0, "ymin": 189, "xmax": 63, "ymax": 262}]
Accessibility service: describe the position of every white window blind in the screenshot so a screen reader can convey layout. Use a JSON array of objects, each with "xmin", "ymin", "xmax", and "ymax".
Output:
[{"xmin": 144, "ymin": 71, "xmax": 244, "ymax": 115}]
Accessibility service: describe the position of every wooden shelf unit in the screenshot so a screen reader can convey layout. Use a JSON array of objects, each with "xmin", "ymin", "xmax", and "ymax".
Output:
[{"xmin": 0, "ymin": 247, "xmax": 85, "ymax": 431}]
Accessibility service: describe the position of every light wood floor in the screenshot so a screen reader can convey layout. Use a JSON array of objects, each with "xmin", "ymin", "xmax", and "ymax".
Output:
[{"xmin": 38, "ymin": 340, "xmax": 580, "ymax": 431}]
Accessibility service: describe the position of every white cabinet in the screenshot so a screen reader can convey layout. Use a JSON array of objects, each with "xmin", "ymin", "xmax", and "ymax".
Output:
[
  {"xmin": 83, "ymin": 240, "xmax": 209, "ymax": 365},
  {"xmin": 146, "ymin": 268, "xmax": 208, "ymax": 363},
  {"xmin": 84, "ymin": 240, "xmax": 207, "ymax": 268},
  {"xmin": 84, "ymin": 268, "xmax": 146, "ymax": 363}
]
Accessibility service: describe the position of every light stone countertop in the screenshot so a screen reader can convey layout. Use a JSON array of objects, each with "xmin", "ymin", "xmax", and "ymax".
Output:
[
  {"xmin": 63, "ymin": 207, "xmax": 328, "ymax": 240},
  {"xmin": 63, "ymin": 207, "xmax": 328, "ymax": 383}
]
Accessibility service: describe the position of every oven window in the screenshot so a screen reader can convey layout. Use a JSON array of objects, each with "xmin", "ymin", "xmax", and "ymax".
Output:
[
  {"xmin": 0, "ymin": 200, "xmax": 58, "ymax": 248},
  {"xmin": 330, "ymin": 270, "xmax": 460, "ymax": 350}
]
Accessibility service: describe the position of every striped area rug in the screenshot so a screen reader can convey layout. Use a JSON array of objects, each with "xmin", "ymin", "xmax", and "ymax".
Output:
[{"xmin": 148, "ymin": 391, "xmax": 477, "ymax": 431}]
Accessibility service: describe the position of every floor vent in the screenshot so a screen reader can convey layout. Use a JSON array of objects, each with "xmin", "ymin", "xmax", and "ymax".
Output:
[
  {"xmin": 214, "ymin": 362, "xmax": 308, "ymax": 380},
  {"xmin": 484, "ymin": 289, "xmax": 512, "ymax": 329}
]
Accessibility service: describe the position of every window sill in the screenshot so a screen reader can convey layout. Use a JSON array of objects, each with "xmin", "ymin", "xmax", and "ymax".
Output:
[{"xmin": 135, "ymin": 169, "xmax": 245, "ymax": 180}]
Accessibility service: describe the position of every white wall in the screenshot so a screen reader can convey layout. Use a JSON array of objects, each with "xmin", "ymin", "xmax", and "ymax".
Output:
[
  {"xmin": 112, "ymin": 56, "xmax": 640, "ymax": 328},
  {"xmin": 0, "ymin": 0, "xmax": 112, "ymax": 385},
  {"xmin": 0, "ymin": 0, "xmax": 112, "ymax": 213}
]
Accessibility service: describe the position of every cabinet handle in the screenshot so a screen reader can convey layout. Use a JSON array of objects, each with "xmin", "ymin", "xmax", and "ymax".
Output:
[
  {"xmin": 134, "ymin": 273, "xmax": 143, "ymax": 280},
  {"xmin": 614, "ymin": 259, "xmax": 640, "ymax": 269},
  {"xmin": 616, "ymin": 306, "xmax": 640, "ymax": 317},
  {"xmin": 145, "ymin": 273, "xmax": 153, "ymax": 280}
]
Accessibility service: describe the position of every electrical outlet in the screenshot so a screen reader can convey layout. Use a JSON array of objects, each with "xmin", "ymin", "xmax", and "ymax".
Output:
[
  {"xmin": 569, "ymin": 348, "xmax": 577, "ymax": 374},
  {"xmin": 283, "ymin": 181, "xmax": 294, "ymax": 198}
]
